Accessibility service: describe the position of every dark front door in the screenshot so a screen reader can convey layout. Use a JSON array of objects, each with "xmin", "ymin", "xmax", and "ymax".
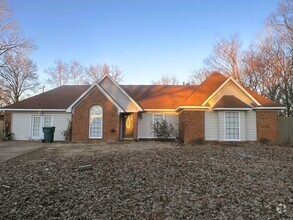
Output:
[{"xmin": 122, "ymin": 114, "xmax": 134, "ymax": 139}]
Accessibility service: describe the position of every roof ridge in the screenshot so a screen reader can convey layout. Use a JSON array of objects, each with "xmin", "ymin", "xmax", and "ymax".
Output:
[
  {"xmin": 180, "ymin": 72, "xmax": 227, "ymax": 106},
  {"xmin": 121, "ymin": 84, "xmax": 199, "ymax": 87}
]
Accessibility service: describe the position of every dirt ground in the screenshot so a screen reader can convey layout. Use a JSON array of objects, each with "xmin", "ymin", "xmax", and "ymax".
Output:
[{"xmin": 0, "ymin": 141, "xmax": 292, "ymax": 219}]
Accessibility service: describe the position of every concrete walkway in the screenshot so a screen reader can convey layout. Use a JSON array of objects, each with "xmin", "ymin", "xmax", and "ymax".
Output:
[{"xmin": 0, "ymin": 141, "xmax": 44, "ymax": 163}]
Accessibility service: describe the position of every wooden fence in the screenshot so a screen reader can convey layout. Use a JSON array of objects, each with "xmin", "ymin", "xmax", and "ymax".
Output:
[{"xmin": 278, "ymin": 116, "xmax": 293, "ymax": 144}]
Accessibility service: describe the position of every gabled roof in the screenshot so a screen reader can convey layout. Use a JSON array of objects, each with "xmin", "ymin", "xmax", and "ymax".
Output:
[
  {"xmin": 181, "ymin": 72, "xmax": 227, "ymax": 106},
  {"xmin": 244, "ymin": 87, "xmax": 283, "ymax": 107},
  {"xmin": 121, "ymin": 85, "xmax": 198, "ymax": 109},
  {"xmin": 213, "ymin": 95, "xmax": 252, "ymax": 109},
  {"xmin": 2, "ymin": 85, "xmax": 91, "ymax": 110},
  {"xmin": 1, "ymin": 72, "xmax": 284, "ymax": 111},
  {"xmin": 99, "ymin": 75, "xmax": 143, "ymax": 111}
]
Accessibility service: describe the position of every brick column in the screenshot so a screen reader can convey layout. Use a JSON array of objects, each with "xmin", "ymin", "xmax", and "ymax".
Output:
[
  {"xmin": 132, "ymin": 112, "xmax": 138, "ymax": 140},
  {"xmin": 4, "ymin": 112, "xmax": 12, "ymax": 133},
  {"xmin": 256, "ymin": 110, "xmax": 279, "ymax": 144},
  {"xmin": 179, "ymin": 110, "xmax": 205, "ymax": 144}
]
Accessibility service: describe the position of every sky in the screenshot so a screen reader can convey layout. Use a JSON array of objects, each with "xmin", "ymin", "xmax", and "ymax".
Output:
[{"xmin": 8, "ymin": 0, "xmax": 280, "ymax": 85}]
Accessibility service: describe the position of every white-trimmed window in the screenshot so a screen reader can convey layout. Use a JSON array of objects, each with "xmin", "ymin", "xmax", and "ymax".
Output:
[
  {"xmin": 44, "ymin": 116, "xmax": 52, "ymax": 127},
  {"xmin": 32, "ymin": 116, "xmax": 41, "ymax": 138},
  {"xmin": 89, "ymin": 105, "xmax": 103, "ymax": 138},
  {"xmin": 225, "ymin": 112, "xmax": 240, "ymax": 140}
]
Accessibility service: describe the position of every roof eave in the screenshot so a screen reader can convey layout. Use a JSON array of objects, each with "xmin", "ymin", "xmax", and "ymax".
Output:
[
  {"xmin": 213, "ymin": 108, "xmax": 252, "ymax": 111},
  {"xmin": 253, "ymin": 106, "xmax": 286, "ymax": 110},
  {"xmin": 0, "ymin": 108, "xmax": 67, "ymax": 112},
  {"xmin": 175, "ymin": 106, "xmax": 210, "ymax": 112},
  {"xmin": 144, "ymin": 109, "xmax": 176, "ymax": 112}
]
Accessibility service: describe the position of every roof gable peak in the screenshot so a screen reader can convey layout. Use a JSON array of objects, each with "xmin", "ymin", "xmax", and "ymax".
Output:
[{"xmin": 202, "ymin": 76, "xmax": 261, "ymax": 106}]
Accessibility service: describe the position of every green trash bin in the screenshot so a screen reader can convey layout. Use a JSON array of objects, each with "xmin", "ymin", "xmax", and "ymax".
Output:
[{"xmin": 42, "ymin": 127, "xmax": 55, "ymax": 143}]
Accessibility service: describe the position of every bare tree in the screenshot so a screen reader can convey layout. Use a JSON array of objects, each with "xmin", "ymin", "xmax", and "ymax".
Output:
[
  {"xmin": 204, "ymin": 34, "xmax": 243, "ymax": 82},
  {"xmin": 260, "ymin": 0, "xmax": 293, "ymax": 116},
  {"xmin": 0, "ymin": 54, "xmax": 38, "ymax": 104},
  {"xmin": 186, "ymin": 0, "xmax": 293, "ymax": 116},
  {"xmin": 188, "ymin": 69, "xmax": 212, "ymax": 85},
  {"xmin": 0, "ymin": 0, "xmax": 34, "ymax": 104},
  {"xmin": 0, "ymin": 0, "xmax": 33, "ymax": 66},
  {"xmin": 84, "ymin": 63, "xmax": 123, "ymax": 84},
  {"xmin": 69, "ymin": 61, "xmax": 85, "ymax": 85},
  {"xmin": 45, "ymin": 60, "xmax": 70, "ymax": 87},
  {"xmin": 152, "ymin": 75, "xmax": 180, "ymax": 85},
  {"xmin": 269, "ymin": 0, "xmax": 293, "ymax": 44},
  {"xmin": 45, "ymin": 62, "xmax": 123, "ymax": 87},
  {"xmin": 241, "ymin": 44, "xmax": 268, "ymax": 94}
]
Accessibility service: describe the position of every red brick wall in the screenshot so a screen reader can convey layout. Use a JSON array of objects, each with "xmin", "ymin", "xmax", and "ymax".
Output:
[
  {"xmin": 71, "ymin": 87, "xmax": 120, "ymax": 142},
  {"xmin": 4, "ymin": 112, "xmax": 12, "ymax": 133},
  {"xmin": 179, "ymin": 110, "xmax": 205, "ymax": 144},
  {"xmin": 256, "ymin": 110, "xmax": 279, "ymax": 144}
]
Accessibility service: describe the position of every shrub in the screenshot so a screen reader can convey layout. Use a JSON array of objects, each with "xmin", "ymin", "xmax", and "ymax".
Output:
[
  {"xmin": 62, "ymin": 120, "xmax": 72, "ymax": 142},
  {"xmin": 1, "ymin": 120, "xmax": 14, "ymax": 141},
  {"xmin": 152, "ymin": 119, "xmax": 178, "ymax": 140}
]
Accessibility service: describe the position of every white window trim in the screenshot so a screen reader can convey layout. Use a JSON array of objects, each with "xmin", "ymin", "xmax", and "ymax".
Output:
[
  {"xmin": 89, "ymin": 105, "xmax": 103, "ymax": 139},
  {"xmin": 224, "ymin": 111, "xmax": 240, "ymax": 141}
]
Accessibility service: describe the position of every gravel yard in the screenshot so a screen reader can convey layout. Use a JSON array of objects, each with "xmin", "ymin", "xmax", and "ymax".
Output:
[{"xmin": 0, "ymin": 141, "xmax": 292, "ymax": 219}]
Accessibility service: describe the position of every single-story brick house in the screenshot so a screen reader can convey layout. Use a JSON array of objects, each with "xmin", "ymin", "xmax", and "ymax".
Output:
[{"xmin": 1, "ymin": 72, "xmax": 285, "ymax": 143}]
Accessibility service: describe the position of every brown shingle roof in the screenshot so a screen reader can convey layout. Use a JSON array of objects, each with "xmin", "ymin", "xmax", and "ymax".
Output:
[
  {"xmin": 3, "ymin": 85, "xmax": 91, "ymax": 109},
  {"xmin": 243, "ymin": 87, "xmax": 283, "ymax": 107},
  {"xmin": 181, "ymin": 72, "xmax": 227, "ymax": 106},
  {"xmin": 121, "ymin": 85, "xmax": 198, "ymax": 109},
  {"xmin": 2, "ymin": 72, "xmax": 283, "ymax": 110},
  {"xmin": 213, "ymin": 95, "xmax": 252, "ymax": 109}
]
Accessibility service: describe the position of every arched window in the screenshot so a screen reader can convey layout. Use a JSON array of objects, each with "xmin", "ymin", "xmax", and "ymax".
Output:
[{"xmin": 89, "ymin": 105, "xmax": 103, "ymax": 138}]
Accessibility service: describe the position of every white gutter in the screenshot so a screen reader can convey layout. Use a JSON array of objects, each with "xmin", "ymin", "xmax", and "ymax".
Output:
[
  {"xmin": 253, "ymin": 106, "xmax": 286, "ymax": 110},
  {"xmin": 213, "ymin": 108, "xmax": 252, "ymax": 111},
  {"xmin": 144, "ymin": 109, "xmax": 176, "ymax": 112},
  {"xmin": 0, "ymin": 109, "xmax": 67, "ymax": 112},
  {"xmin": 175, "ymin": 106, "xmax": 210, "ymax": 111}
]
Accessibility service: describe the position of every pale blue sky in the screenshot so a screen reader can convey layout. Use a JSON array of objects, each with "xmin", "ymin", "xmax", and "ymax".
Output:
[{"xmin": 9, "ymin": 0, "xmax": 280, "ymax": 84}]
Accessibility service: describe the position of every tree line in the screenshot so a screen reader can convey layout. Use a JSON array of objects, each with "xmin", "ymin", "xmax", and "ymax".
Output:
[
  {"xmin": 0, "ymin": 0, "xmax": 123, "ymax": 106},
  {"xmin": 0, "ymin": 0, "xmax": 292, "ymax": 116},
  {"xmin": 45, "ymin": 61, "xmax": 123, "ymax": 88},
  {"xmin": 155, "ymin": 0, "xmax": 293, "ymax": 116}
]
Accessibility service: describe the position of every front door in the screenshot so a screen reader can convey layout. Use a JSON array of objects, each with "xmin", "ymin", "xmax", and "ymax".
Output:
[
  {"xmin": 122, "ymin": 114, "xmax": 134, "ymax": 139},
  {"xmin": 31, "ymin": 115, "xmax": 52, "ymax": 140}
]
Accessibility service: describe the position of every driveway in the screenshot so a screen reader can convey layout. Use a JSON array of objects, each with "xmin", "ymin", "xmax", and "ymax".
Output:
[{"xmin": 0, "ymin": 141, "xmax": 44, "ymax": 163}]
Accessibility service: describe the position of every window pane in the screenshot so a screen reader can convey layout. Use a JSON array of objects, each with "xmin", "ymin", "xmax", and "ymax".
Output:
[
  {"xmin": 225, "ymin": 112, "xmax": 239, "ymax": 140},
  {"xmin": 44, "ymin": 116, "xmax": 52, "ymax": 127},
  {"xmin": 89, "ymin": 106, "xmax": 103, "ymax": 138},
  {"xmin": 33, "ymin": 117, "xmax": 40, "ymax": 137}
]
